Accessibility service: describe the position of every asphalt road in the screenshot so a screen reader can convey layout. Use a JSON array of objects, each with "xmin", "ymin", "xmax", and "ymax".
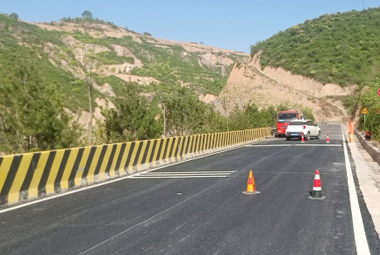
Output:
[{"xmin": 1, "ymin": 124, "xmax": 380, "ymax": 255}]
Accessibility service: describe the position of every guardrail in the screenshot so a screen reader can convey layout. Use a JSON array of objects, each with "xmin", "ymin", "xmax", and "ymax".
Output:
[{"xmin": 0, "ymin": 127, "xmax": 271, "ymax": 207}]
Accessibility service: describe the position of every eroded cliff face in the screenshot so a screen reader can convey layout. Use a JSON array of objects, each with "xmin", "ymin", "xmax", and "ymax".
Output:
[{"xmin": 214, "ymin": 53, "xmax": 358, "ymax": 123}]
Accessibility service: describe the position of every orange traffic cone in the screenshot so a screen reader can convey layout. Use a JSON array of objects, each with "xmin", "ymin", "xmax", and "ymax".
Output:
[
  {"xmin": 301, "ymin": 133, "xmax": 305, "ymax": 143},
  {"xmin": 309, "ymin": 170, "xmax": 325, "ymax": 200},
  {"xmin": 326, "ymin": 135, "xmax": 330, "ymax": 143},
  {"xmin": 243, "ymin": 170, "xmax": 260, "ymax": 195}
]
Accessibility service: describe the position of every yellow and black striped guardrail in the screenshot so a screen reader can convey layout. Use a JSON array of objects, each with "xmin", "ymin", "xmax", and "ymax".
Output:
[{"xmin": 0, "ymin": 127, "xmax": 271, "ymax": 206}]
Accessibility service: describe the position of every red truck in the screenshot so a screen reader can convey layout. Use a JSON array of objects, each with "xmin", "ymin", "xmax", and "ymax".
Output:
[{"xmin": 276, "ymin": 110, "xmax": 303, "ymax": 137}]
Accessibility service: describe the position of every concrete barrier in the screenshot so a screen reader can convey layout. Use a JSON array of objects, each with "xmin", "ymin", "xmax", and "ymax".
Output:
[
  {"xmin": 355, "ymin": 129, "xmax": 380, "ymax": 165},
  {"xmin": 0, "ymin": 127, "xmax": 271, "ymax": 206}
]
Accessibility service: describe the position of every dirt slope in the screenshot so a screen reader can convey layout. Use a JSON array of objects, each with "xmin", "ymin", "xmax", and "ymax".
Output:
[
  {"xmin": 37, "ymin": 21, "xmax": 353, "ymax": 124},
  {"xmin": 214, "ymin": 53, "xmax": 358, "ymax": 123}
]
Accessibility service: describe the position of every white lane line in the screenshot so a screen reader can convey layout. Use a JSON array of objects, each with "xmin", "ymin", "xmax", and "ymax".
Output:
[
  {"xmin": 246, "ymin": 144, "xmax": 341, "ymax": 147},
  {"xmin": 136, "ymin": 171, "xmax": 235, "ymax": 175},
  {"xmin": 245, "ymin": 144, "xmax": 292, "ymax": 147},
  {"xmin": 294, "ymin": 144, "xmax": 341, "ymax": 147},
  {"xmin": 128, "ymin": 176, "xmax": 229, "ymax": 179},
  {"xmin": 128, "ymin": 171, "xmax": 235, "ymax": 179},
  {"xmin": 342, "ymin": 127, "xmax": 371, "ymax": 254}
]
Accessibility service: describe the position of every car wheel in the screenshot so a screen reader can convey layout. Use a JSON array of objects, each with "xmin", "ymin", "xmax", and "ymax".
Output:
[
  {"xmin": 305, "ymin": 132, "xmax": 311, "ymax": 141},
  {"xmin": 316, "ymin": 131, "xmax": 321, "ymax": 139},
  {"xmin": 286, "ymin": 136, "xmax": 290, "ymax": 141}
]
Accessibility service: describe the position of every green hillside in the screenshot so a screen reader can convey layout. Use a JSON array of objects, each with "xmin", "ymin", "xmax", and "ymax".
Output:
[
  {"xmin": 251, "ymin": 7, "xmax": 380, "ymax": 87},
  {"xmin": 251, "ymin": 7, "xmax": 380, "ymax": 139},
  {"xmin": 0, "ymin": 14, "xmax": 246, "ymax": 109},
  {"xmin": 1, "ymin": 13, "xmax": 266, "ymax": 154}
]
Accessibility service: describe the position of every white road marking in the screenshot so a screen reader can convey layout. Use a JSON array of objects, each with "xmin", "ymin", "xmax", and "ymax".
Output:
[
  {"xmin": 128, "ymin": 171, "xmax": 234, "ymax": 179},
  {"xmin": 0, "ymin": 145, "xmax": 236, "ymax": 214},
  {"xmin": 246, "ymin": 144, "xmax": 341, "ymax": 147},
  {"xmin": 245, "ymin": 144, "xmax": 292, "ymax": 147},
  {"xmin": 294, "ymin": 144, "xmax": 341, "ymax": 147},
  {"xmin": 342, "ymin": 127, "xmax": 371, "ymax": 254}
]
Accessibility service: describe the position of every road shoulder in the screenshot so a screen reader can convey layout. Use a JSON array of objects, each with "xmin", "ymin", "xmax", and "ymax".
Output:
[{"xmin": 349, "ymin": 130, "xmax": 380, "ymax": 238}]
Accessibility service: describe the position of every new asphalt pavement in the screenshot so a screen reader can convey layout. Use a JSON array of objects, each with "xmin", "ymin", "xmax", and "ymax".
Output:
[{"xmin": 0, "ymin": 124, "xmax": 379, "ymax": 255}]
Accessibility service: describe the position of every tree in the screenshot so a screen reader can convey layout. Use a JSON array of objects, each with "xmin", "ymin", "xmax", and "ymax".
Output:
[
  {"xmin": 82, "ymin": 10, "xmax": 93, "ymax": 19},
  {"xmin": 359, "ymin": 78, "xmax": 380, "ymax": 139},
  {"xmin": 201, "ymin": 105, "xmax": 226, "ymax": 133},
  {"xmin": 101, "ymin": 82, "xmax": 161, "ymax": 142},
  {"xmin": 139, "ymin": 62, "xmax": 179, "ymax": 136},
  {"xmin": 64, "ymin": 36, "xmax": 103, "ymax": 144},
  {"xmin": 302, "ymin": 107, "xmax": 315, "ymax": 121},
  {"xmin": 0, "ymin": 55, "xmax": 82, "ymax": 154},
  {"xmin": 228, "ymin": 105, "xmax": 249, "ymax": 131},
  {"xmin": 218, "ymin": 88, "xmax": 235, "ymax": 131},
  {"xmin": 9, "ymin": 13, "xmax": 19, "ymax": 20},
  {"xmin": 164, "ymin": 86, "xmax": 207, "ymax": 136}
]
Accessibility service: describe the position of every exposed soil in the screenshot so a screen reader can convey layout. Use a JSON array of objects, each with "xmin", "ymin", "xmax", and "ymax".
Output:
[
  {"xmin": 34, "ymin": 21, "xmax": 249, "ymax": 129},
  {"xmin": 36, "ymin": 21, "xmax": 356, "ymax": 125},
  {"xmin": 214, "ymin": 53, "xmax": 358, "ymax": 123}
]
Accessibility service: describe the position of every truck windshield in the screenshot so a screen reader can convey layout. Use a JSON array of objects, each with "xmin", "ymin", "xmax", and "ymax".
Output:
[{"xmin": 278, "ymin": 113, "xmax": 297, "ymax": 123}]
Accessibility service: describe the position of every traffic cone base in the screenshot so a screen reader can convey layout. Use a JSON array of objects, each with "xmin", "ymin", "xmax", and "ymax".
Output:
[
  {"xmin": 308, "ymin": 192, "xmax": 325, "ymax": 200},
  {"xmin": 243, "ymin": 170, "xmax": 260, "ymax": 195},
  {"xmin": 243, "ymin": 190, "xmax": 261, "ymax": 195},
  {"xmin": 309, "ymin": 169, "xmax": 325, "ymax": 200}
]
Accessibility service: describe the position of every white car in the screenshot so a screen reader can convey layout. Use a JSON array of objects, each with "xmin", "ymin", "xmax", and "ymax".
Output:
[{"xmin": 285, "ymin": 119, "xmax": 321, "ymax": 141}]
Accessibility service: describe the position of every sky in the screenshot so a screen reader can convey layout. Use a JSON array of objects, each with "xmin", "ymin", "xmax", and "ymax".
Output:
[{"xmin": 1, "ymin": 0, "xmax": 380, "ymax": 53}]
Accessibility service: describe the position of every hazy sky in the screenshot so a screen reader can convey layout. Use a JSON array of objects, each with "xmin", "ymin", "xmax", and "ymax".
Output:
[{"xmin": 1, "ymin": 0, "xmax": 380, "ymax": 52}]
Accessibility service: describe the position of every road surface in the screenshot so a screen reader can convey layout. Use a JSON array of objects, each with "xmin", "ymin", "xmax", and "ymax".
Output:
[{"xmin": 0, "ymin": 124, "xmax": 379, "ymax": 254}]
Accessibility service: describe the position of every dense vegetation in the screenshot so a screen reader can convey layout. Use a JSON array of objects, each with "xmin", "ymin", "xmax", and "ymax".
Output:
[
  {"xmin": 358, "ymin": 78, "xmax": 380, "ymax": 140},
  {"xmin": 251, "ymin": 7, "xmax": 380, "ymax": 139},
  {"xmin": 251, "ymin": 7, "xmax": 380, "ymax": 87},
  {"xmin": 0, "ymin": 12, "xmax": 273, "ymax": 155},
  {"xmin": 0, "ymin": 52, "xmax": 83, "ymax": 153}
]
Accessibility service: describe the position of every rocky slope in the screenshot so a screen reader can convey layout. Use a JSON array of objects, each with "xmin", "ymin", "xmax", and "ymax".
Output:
[
  {"xmin": 33, "ymin": 20, "xmax": 249, "ymax": 125},
  {"xmin": 36, "ymin": 21, "xmax": 355, "ymax": 124},
  {"xmin": 214, "ymin": 52, "xmax": 358, "ymax": 123}
]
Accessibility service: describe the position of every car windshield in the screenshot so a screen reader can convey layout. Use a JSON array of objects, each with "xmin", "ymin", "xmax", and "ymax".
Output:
[{"xmin": 289, "ymin": 121, "xmax": 305, "ymax": 126}]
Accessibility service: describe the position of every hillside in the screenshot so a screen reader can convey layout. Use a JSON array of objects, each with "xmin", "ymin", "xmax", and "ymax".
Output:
[
  {"xmin": 215, "ymin": 8, "xmax": 380, "ymax": 124},
  {"xmin": 214, "ymin": 55, "xmax": 356, "ymax": 123},
  {"xmin": 250, "ymin": 7, "xmax": 380, "ymax": 87},
  {"xmin": 0, "ymin": 14, "xmax": 249, "ymax": 131},
  {"xmin": 2, "ymin": 7, "xmax": 380, "ymax": 154},
  {"xmin": 0, "ymin": 14, "xmax": 248, "ymax": 110},
  {"xmin": 35, "ymin": 18, "xmax": 248, "ymax": 98},
  {"xmin": 0, "ymin": 14, "xmax": 253, "ymax": 153}
]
